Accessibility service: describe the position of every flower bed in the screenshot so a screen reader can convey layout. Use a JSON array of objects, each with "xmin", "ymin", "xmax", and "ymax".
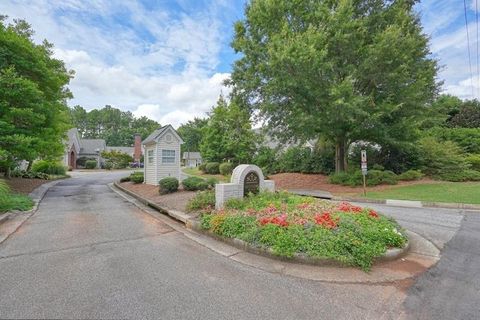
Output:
[{"xmin": 198, "ymin": 191, "xmax": 407, "ymax": 271}]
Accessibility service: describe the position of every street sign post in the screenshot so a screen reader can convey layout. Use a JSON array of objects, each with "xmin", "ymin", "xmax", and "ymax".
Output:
[{"xmin": 361, "ymin": 150, "xmax": 367, "ymax": 196}]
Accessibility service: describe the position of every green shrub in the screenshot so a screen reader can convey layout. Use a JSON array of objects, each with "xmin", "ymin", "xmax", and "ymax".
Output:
[
  {"xmin": 100, "ymin": 150, "xmax": 132, "ymax": 169},
  {"xmin": 198, "ymin": 163, "xmax": 207, "ymax": 173},
  {"xmin": 11, "ymin": 169, "xmax": 49, "ymax": 180},
  {"xmin": 329, "ymin": 170, "xmax": 398, "ymax": 186},
  {"xmin": 398, "ymin": 170, "xmax": 424, "ymax": 181},
  {"xmin": 119, "ymin": 176, "xmax": 130, "ymax": 183},
  {"xmin": 85, "ymin": 160, "xmax": 97, "ymax": 169},
  {"xmin": 371, "ymin": 164, "xmax": 385, "ymax": 171},
  {"xmin": 182, "ymin": 176, "xmax": 209, "ymax": 191},
  {"xmin": 439, "ymin": 169, "xmax": 480, "ymax": 182},
  {"xmin": 253, "ymin": 146, "xmax": 279, "ymax": 175},
  {"xmin": 425, "ymin": 127, "xmax": 480, "ymax": 154},
  {"xmin": 103, "ymin": 161, "xmax": 113, "ymax": 170},
  {"xmin": 418, "ymin": 137, "xmax": 469, "ymax": 179},
  {"xmin": 466, "ymin": 154, "xmax": 480, "ymax": 171},
  {"xmin": 205, "ymin": 162, "xmax": 220, "ymax": 174},
  {"xmin": 277, "ymin": 147, "xmax": 312, "ymax": 173},
  {"xmin": 129, "ymin": 172, "xmax": 144, "ymax": 184},
  {"xmin": 159, "ymin": 177, "xmax": 179, "ymax": 194},
  {"xmin": 204, "ymin": 177, "xmax": 219, "ymax": 188},
  {"xmin": 186, "ymin": 190, "xmax": 215, "ymax": 212},
  {"xmin": 219, "ymin": 162, "xmax": 234, "ymax": 175},
  {"xmin": 31, "ymin": 160, "xmax": 66, "ymax": 175}
]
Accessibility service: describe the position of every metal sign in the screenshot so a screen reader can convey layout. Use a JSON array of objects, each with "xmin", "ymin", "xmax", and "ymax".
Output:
[
  {"xmin": 361, "ymin": 150, "xmax": 367, "ymax": 164},
  {"xmin": 243, "ymin": 171, "xmax": 260, "ymax": 196}
]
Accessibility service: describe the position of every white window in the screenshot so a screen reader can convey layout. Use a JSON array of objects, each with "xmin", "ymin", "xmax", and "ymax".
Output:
[
  {"xmin": 147, "ymin": 150, "xmax": 154, "ymax": 164},
  {"xmin": 162, "ymin": 149, "xmax": 175, "ymax": 164}
]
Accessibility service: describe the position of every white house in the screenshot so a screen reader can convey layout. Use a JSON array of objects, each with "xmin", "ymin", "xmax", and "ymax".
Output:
[
  {"xmin": 182, "ymin": 152, "xmax": 203, "ymax": 167},
  {"xmin": 142, "ymin": 125, "xmax": 183, "ymax": 185}
]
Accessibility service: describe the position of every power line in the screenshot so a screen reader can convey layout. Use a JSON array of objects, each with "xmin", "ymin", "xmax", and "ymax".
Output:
[{"xmin": 464, "ymin": 0, "xmax": 475, "ymax": 98}]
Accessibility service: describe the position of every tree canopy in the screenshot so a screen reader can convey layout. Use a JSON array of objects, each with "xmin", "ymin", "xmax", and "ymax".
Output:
[
  {"xmin": 0, "ymin": 17, "xmax": 72, "ymax": 175},
  {"xmin": 69, "ymin": 105, "xmax": 160, "ymax": 146},
  {"xmin": 200, "ymin": 95, "xmax": 258, "ymax": 163},
  {"xmin": 177, "ymin": 117, "xmax": 208, "ymax": 154},
  {"xmin": 230, "ymin": 0, "xmax": 439, "ymax": 172}
]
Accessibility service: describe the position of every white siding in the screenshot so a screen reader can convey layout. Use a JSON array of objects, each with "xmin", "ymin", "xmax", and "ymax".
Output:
[
  {"xmin": 144, "ymin": 145, "xmax": 157, "ymax": 185},
  {"xmin": 156, "ymin": 128, "xmax": 181, "ymax": 181}
]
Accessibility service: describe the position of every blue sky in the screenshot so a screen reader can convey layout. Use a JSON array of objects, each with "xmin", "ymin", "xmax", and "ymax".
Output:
[{"xmin": 0, "ymin": 0, "xmax": 478, "ymax": 127}]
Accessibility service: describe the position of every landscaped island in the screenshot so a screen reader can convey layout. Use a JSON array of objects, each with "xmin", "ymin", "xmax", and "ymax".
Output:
[{"xmin": 194, "ymin": 191, "xmax": 407, "ymax": 271}]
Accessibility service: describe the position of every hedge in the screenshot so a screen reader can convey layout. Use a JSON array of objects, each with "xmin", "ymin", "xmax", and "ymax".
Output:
[{"xmin": 159, "ymin": 177, "xmax": 179, "ymax": 194}]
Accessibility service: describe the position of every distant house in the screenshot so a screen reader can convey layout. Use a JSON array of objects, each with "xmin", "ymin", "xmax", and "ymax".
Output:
[
  {"xmin": 64, "ymin": 128, "xmax": 142, "ymax": 169},
  {"xmin": 182, "ymin": 152, "xmax": 202, "ymax": 168},
  {"xmin": 255, "ymin": 128, "xmax": 316, "ymax": 151},
  {"xmin": 142, "ymin": 125, "xmax": 184, "ymax": 185}
]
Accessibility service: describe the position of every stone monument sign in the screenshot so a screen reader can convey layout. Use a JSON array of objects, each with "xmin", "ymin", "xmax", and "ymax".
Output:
[{"xmin": 215, "ymin": 164, "xmax": 275, "ymax": 209}]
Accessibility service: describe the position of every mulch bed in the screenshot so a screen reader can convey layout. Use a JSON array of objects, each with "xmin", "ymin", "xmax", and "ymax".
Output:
[
  {"xmin": 3, "ymin": 177, "xmax": 51, "ymax": 195},
  {"xmin": 268, "ymin": 173, "xmax": 437, "ymax": 196},
  {"xmin": 120, "ymin": 182, "xmax": 196, "ymax": 213}
]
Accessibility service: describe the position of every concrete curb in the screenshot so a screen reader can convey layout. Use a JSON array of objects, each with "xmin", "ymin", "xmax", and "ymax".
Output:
[
  {"xmin": 0, "ymin": 179, "xmax": 63, "ymax": 244},
  {"xmin": 113, "ymin": 181, "xmax": 191, "ymax": 223},
  {"xmin": 334, "ymin": 196, "xmax": 480, "ymax": 210},
  {"xmin": 113, "ymin": 181, "xmax": 411, "ymax": 267}
]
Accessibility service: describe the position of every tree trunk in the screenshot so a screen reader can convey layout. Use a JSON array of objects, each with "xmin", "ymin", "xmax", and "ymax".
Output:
[{"xmin": 335, "ymin": 139, "xmax": 348, "ymax": 173}]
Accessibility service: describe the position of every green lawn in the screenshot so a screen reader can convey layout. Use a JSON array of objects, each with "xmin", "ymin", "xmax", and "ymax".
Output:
[
  {"xmin": 361, "ymin": 182, "xmax": 480, "ymax": 204},
  {"xmin": 182, "ymin": 167, "xmax": 229, "ymax": 182}
]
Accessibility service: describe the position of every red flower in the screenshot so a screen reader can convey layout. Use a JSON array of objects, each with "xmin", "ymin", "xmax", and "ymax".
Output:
[
  {"xmin": 337, "ymin": 202, "xmax": 363, "ymax": 213},
  {"xmin": 258, "ymin": 214, "xmax": 289, "ymax": 227},
  {"xmin": 314, "ymin": 212, "xmax": 338, "ymax": 229},
  {"xmin": 369, "ymin": 209, "xmax": 379, "ymax": 218}
]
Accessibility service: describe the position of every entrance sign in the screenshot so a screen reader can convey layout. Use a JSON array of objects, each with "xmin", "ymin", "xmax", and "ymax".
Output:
[
  {"xmin": 215, "ymin": 164, "xmax": 275, "ymax": 208},
  {"xmin": 361, "ymin": 150, "xmax": 367, "ymax": 196}
]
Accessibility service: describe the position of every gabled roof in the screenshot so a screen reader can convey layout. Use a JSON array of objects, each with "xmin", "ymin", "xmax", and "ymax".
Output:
[
  {"xmin": 66, "ymin": 128, "xmax": 81, "ymax": 153},
  {"xmin": 80, "ymin": 139, "xmax": 106, "ymax": 154},
  {"xmin": 142, "ymin": 124, "xmax": 184, "ymax": 145},
  {"xmin": 182, "ymin": 152, "xmax": 202, "ymax": 160}
]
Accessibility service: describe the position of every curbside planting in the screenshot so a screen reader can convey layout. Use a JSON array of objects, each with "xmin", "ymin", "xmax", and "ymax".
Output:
[{"xmin": 114, "ymin": 181, "xmax": 413, "ymax": 270}]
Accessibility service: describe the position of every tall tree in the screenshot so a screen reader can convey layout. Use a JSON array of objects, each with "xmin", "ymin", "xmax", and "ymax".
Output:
[
  {"xmin": 200, "ymin": 96, "xmax": 257, "ymax": 163},
  {"xmin": 0, "ymin": 17, "xmax": 72, "ymax": 176},
  {"xmin": 69, "ymin": 105, "xmax": 160, "ymax": 146},
  {"xmin": 177, "ymin": 118, "xmax": 208, "ymax": 154},
  {"xmin": 230, "ymin": 0, "xmax": 439, "ymax": 172}
]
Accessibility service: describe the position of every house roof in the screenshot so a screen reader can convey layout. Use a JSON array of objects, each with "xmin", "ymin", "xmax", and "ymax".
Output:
[
  {"xmin": 142, "ymin": 124, "xmax": 184, "ymax": 145},
  {"xmin": 66, "ymin": 128, "xmax": 81, "ymax": 153},
  {"xmin": 106, "ymin": 146, "xmax": 134, "ymax": 155},
  {"xmin": 142, "ymin": 126, "xmax": 169, "ymax": 145},
  {"xmin": 182, "ymin": 152, "xmax": 202, "ymax": 160},
  {"xmin": 80, "ymin": 139, "xmax": 106, "ymax": 154}
]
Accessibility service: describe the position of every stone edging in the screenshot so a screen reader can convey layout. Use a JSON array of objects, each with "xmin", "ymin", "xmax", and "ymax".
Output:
[
  {"xmin": 113, "ymin": 181, "xmax": 410, "ymax": 267},
  {"xmin": 333, "ymin": 196, "xmax": 480, "ymax": 210}
]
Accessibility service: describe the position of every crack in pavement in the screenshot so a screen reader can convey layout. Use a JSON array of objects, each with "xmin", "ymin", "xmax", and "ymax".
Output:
[{"xmin": 0, "ymin": 230, "xmax": 176, "ymax": 260}]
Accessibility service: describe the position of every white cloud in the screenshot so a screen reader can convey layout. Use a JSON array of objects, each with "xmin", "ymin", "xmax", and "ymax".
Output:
[{"xmin": 0, "ymin": 0, "xmax": 235, "ymax": 127}]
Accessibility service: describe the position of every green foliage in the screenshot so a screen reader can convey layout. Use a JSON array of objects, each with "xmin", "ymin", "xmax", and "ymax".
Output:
[
  {"xmin": 119, "ymin": 176, "xmax": 130, "ymax": 183},
  {"xmin": 198, "ymin": 163, "xmax": 207, "ymax": 173},
  {"xmin": 219, "ymin": 162, "xmax": 234, "ymax": 175},
  {"xmin": 200, "ymin": 192, "xmax": 407, "ymax": 271},
  {"xmin": 31, "ymin": 160, "xmax": 66, "ymax": 175},
  {"xmin": 159, "ymin": 177, "xmax": 179, "ymax": 194},
  {"xmin": 437, "ymin": 170, "xmax": 480, "ymax": 182},
  {"xmin": 466, "ymin": 154, "xmax": 480, "ymax": 171},
  {"xmin": 204, "ymin": 162, "xmax": 220, "ymax": 174},
  {"xmin": 186, "ymin": 190, "xmax": 215, "ymax": 212},
  {"xmin": 85, "ymin": 160, "xmax": 97, "ymax": 169},
  {"xmin": 100, "ymin": 150, "xmax": 133, "ymax": 169},
  {"xmin": 329, "ymin": 170, "xmax": 398, "ymax": 186},
  {"xmin": 398, "ymin": 170, "xmax": 424, "ymax": 181},
  {"xmin": 425, "ymin": 127, "xmax": 480, "ymax": 154},
  {"xmin": 182, "ymin": 176, "xmax": 209, "ymax": 191},
  {"xmin": 0, "ymin": 179, "xmax": 33, "ymax": 213},
  {"xmin": 70, "ymin": 105, "xmax": 160, "ymax": 146},
  {"xmin": 204, "ymin": 177, "xmax": 219, "ymax": 188},
  {"xmin": 0, "ymin": 18, "xmax": 72, "ymax": 177},
  {"xmin": 103, "ymin": 162, "xmax": 113, "ymax": 170},
  {"xmin": 448, "ymin": 99, "xmax": 480, "ymax": 128},
  {"xmin": 200, "ymin": 96, "xmax": 257, "ymax": 163},
  {"xmin": 177, "ymin": 118, "xmax": 208, "ymax": 154},
  {"xmin": 231, "ymin": 0, "xmax": 439, "ymax": 172},
  {"xmin": 371, "ymin": 164, "xmax": 385, "ymax": 171},
  {"xmin": 129, "ymin": 172, "xmax": 144, "ymax": 184},
  {"xmin": 275, "ymin": 146, "xmax": 335, "ymax": 174},
  {"xmin": 418, "ymin": 137, "xmax": 469, "ymax": 180},
  {"xmin": 11, "ymin": 169, "xmax": 49, "ymax": 179},
  {"xmin": 253, "ymin": 146, "xmax": 278, "ymax": 175}
]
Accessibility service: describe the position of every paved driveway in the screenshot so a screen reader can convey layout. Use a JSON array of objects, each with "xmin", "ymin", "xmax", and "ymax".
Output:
[{"xmin": 0, "ymin": 172, "xmax": 477, "ymax": 319}]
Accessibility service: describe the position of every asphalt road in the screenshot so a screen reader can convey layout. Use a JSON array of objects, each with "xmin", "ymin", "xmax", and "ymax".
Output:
[{"xmin": 0, "ymin": 172, "xmax": 478, "ymax": 319}]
